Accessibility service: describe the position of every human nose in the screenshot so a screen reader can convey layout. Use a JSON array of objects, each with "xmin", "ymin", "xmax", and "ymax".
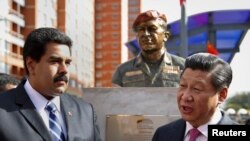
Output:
[
  {"xmin": 58, "ymin": 62, "xmax": 69, "ymax": 74},
  {"xmin": 144, "ymin": 28, "xmax": 150, "ymax": 36},
  {"xmin": 180, "ymin": 89, "xmax": 193, "ymax": 102}
]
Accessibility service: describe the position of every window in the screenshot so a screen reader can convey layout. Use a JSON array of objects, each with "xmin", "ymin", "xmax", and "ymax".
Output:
[
  {"xmin": 112, "ymin": 13, "xmax": 119, "ymax": 20},
  {"xmin": 96, "ymin": 34, "xmax": 102, "ymax": 39},
  {"xmin": 96, "ymin": 63, "xmax": 103, "ymax": 68},
  {"xmin": 96, "ymin": 23, "xmax": 102, "ymax": 29},
  {"xmin": 96, "ymin": 52, "xmax": 103, "ymax": 59},
  {"xmin": 129, "ymin": 0, "xmax": 139, "ymax": 5},
  {"xmin": 112, "ymin": 33, "xmax": 119, "ymax": 39},
  {"xmin": 96, "ymin": 71, "xmax": 102, "ymax": 78},
  {"xmin": 112, "ymin": 43, "xmax": 119, "ymax": 48},
  {"xmin": 130, "ymin": 7, "xmax": 139, "ymax": 12},
  {"xmin": 96, "ymin": 15, "xmax": 102, "ymax": 20},
  {"xmin": 95, "ymin": 82, "xmax": 102, "ymax": 87},
  {"xmin": 112, "ymin": 23, "xmax": 119, "ymax": 29},
  {"xmin": 111, "ymin": 3, "xmax": 119, "ymax": 10},
  {"xmin": 112, "ymin": 52, "xmax": 119, "ymax": 58},
  {"xmin": 96, "ymin": 43, "xmax": 103, "ymax": 49}
]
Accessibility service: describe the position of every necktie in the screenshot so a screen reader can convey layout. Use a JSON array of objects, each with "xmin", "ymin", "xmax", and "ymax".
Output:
[
  {"xmin": 189, "ymin": 128, "xmax": 201, "ymax": 141},
  {"xmin": 46, "ymin": 102, "xmax": 66, "ymax": 141}
]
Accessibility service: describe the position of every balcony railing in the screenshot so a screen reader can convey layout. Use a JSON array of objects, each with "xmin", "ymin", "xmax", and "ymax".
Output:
[
  {"xmin": 8, "ymin": 9, "xmax": 25, "ymax": 27},
  {"xmin": 13, "ymin": 0, "xmax": 25, "ymax": 6},
  {"xmin": 0, "ymin": 50, "xmax": 23, "ymax": 68},
  {"xmin": 5, "ymin": 30, "xmax": 24, "ymax": 46}
]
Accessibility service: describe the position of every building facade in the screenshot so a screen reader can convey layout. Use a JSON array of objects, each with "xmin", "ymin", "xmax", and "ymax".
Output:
[
  {"xmin": 0, "ymin": 0, "xmax": 95, "ymax": 96},
  {"xmin": 58, "ymin": 0, "xmax": 95, "ymax": 88},
  {"xmin": 0, "ymin": 0, "xmax": 25, "ymax": 79},
  {"xmin": 0, "ymin": 0, "xmax": 142, "ymax": 89},
  {"xmin": 95, "ymin": 0, "xmax": 129, "ymax": 87}
]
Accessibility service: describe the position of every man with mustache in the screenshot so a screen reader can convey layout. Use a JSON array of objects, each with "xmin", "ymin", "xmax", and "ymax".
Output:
[
  {"xmin": 112, "ymin": 10, "xmax": 185, "ymax": 87},
  {"xmin": 0, "ymin": 28, "xmax": 102, "ymax": 141}
]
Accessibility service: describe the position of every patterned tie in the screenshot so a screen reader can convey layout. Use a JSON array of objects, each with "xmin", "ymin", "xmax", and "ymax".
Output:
[
  {"xmin": 189, "ymin": 128, "xmax": 201, "ymax": 141},
  {"xmin": 46, "ymin": 102, "xmax": 66, "ymax": 141}
]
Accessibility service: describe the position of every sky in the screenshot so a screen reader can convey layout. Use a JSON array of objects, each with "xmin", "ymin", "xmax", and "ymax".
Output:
[{"xmin": 142, "ymin": 0, "xmax": 250, "ymax": 97}]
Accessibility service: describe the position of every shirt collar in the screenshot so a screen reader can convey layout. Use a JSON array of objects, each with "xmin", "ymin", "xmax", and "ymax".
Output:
[
  {"xmin": 163, "ymin": 52, "xmax": 172, "ymax": 65},
  {"xmin": 184, "ymin": 107, "xmax": 222, "ymax": 138},
  {"xmin": 135, "ymin": 51, "xmax": 172, "ymax": 66},
  {"xmin": 24, "ymin": 79, "xmax": 61, "ymax": 112},
  {"xmin": 208, "ymin": 107, "xmax": 222, "ymax": 125}
]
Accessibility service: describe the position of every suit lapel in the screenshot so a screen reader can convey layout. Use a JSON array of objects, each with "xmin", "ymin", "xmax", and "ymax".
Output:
[
  {"xmin": 61, "ymin": 94, "xmax": 76, "ymax": 141},
  {"xmin": 15, "ymin": 83, "xmax": 52, "ymax": 141},
  {"xmin": 171, "ymin": 119, "xmax": 186, "ymax": 141}
]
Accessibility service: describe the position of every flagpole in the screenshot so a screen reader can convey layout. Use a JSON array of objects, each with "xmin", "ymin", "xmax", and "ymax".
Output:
[{"xmin": 180, "ymin": 0, "xmax": 188, "ymax": 57}]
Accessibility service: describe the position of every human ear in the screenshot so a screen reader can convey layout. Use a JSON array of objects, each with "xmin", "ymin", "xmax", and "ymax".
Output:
[
  {"xmin": 164, "ymin": 31, "xmax": 171, "ymax": 41},
  {"xmin": 218, "ymin": 87, "xmax": 228, "ymax": 103},
  {"xmin": 26, "ymin": 57, "xmax": 36, "ymax": 75}
]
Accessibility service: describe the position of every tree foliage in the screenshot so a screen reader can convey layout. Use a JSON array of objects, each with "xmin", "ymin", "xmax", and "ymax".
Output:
[{"xmin": 224, "ymin": 92, "xmax": 250, "ymax": 111}]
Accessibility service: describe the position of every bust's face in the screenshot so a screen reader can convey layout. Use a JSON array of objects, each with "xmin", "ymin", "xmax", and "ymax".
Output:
[{"xmin": 135, "ymin": 19, "xmax": 168, "ymax": 54}]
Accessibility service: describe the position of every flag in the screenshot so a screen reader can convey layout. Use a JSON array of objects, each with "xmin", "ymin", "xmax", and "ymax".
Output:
[
  {"xmin": 180, "ymin": 0, "xmax": 186, "ymax": 6},
  {"xmin": 207, "ymin": 41, "xmax": 219, "ymax": 55},
  {"xmin": 179, "ymin": 0, "xmax": 188, "ymax": 57}
]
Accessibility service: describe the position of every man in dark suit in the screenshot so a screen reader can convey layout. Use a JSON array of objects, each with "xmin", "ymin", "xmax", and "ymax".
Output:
[
  {"xmin": 0, "ymin": 28, "xmax": 101, "ymax": 141},
  {"xmin": 0, "ymin": 73, "xmax": 20, "ymax": 93},
  {"xmin": 152, "ymin": 53, "xmax": 238, "ymax": 141}
]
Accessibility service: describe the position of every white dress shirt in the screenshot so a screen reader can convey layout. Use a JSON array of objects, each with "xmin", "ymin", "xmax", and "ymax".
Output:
[
  {"xmin": 24, "ymin": 80, "xmax": 67, "ymax": 138},
  {"xmin": 184, "ymin": 107, "xmax": 222, "ymax": 141}
]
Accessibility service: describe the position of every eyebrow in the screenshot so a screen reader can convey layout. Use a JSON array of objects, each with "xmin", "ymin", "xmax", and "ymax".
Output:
[{"xmin": 49, "ymin": 55, "xmax": 72, "ymax": 61}]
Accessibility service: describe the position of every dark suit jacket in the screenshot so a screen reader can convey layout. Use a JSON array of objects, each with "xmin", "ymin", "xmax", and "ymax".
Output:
[
  {"xmin": 152, "ymin": 111, "xmax": 237, "ymax": 141},
  {"xmin": 0, "ymin": 80, "xmax": 102, "ymax": 141}
]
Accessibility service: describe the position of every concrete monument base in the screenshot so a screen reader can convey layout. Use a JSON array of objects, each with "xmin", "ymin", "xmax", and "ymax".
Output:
[{"xmin": 82, "ymin": 87, "xmax": 180, "ymax": 141}]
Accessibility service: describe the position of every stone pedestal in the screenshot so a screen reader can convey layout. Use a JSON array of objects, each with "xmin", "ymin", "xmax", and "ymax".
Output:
[{"xmin": 82, "ymin": 87, "xmax": 180, "ymax": 141}]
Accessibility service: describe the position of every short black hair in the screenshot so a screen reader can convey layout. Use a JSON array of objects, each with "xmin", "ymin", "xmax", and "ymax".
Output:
[
  {"xmin": 182, "ymin": 53, "xmax": 232, "ymax": 91},
  {"xmin": 23, "ymin": 27, "xmax": 72, "ymax": 75},
  {"xmin": 0, "ymin": 73, "xmax": 20, "ymax": 93}
]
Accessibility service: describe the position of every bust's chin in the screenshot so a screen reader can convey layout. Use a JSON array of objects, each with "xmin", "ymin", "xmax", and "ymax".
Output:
[{"xmin": 142, "ymin": 47, "xmax": 160, "ymax": 54}]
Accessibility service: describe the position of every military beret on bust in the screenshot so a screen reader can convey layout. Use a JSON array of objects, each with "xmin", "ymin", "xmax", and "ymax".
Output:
[{"xmin": 132, "ymin": 10, "xmax": 167, "ymax": 31}]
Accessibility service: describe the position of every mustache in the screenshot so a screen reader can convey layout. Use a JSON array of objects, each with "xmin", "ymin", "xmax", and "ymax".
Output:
[{"xmin": 53, "ymin": 74, "xmax": 68, "ymax": 83}]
